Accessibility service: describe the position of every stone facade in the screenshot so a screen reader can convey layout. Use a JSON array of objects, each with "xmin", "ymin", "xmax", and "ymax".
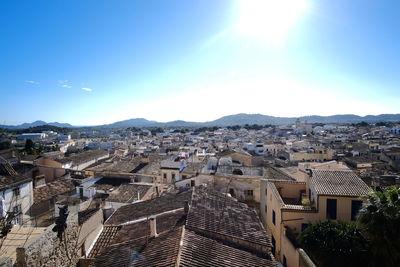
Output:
[{"xmin": 16, "ymin": 215, "xmax": 80, "ymax": 267}]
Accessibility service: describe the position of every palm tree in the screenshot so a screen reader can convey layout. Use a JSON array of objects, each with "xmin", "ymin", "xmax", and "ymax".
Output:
[{"xmin": 357, "ymin": 186, "xmax": 400, "ymax": 267}]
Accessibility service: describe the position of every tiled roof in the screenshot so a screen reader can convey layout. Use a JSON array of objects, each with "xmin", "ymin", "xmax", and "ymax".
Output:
[
  {"xmin": 88, "ymin": 225, "xmax": 121, "ymax": 258},
  {"xmin": 179, "ymin": 230, "xmax": 277, "ymax": 267},
  {"xmin": 89, "ymin": 159, "xmax": 142, "ymax": 172},
  {"xmin": 186, "ymin": 188, "xmax": 271, "ymax": 247},
  {"xmin": 89, "ymin": 187, "xmax": 276, "ymax": 266},
  {"xmin": 93, "ymin": 227, "xmax": 183, "ymax": 267},
  {"xmin": 265, "ymin": 166, "xmax": 295, "ymax": 181},
  {"xmin": 55, "ymin": 150, "xmax": 108, "ymax": 165},
  {"xmin": 160, "ymin": 159, "xmax": 181, "ymax": 169},
  {"xmin": 92, "ymin": 177, "xmax": 125, "ymax": 192},
  {"xmin": 310, "ymin": 169, "xmax": 371, "ymax": 197},
  {"xmin": 33, "ymin": 179, "xmax": 75, "ymax": 203},
  {"xmin": 105, "ymin": 190, "xmax": 192, "ymax": 225},
  {"xmin": 0, "ymin": 163, "xmax": 32, "ymax": 191},
  {"xmin": 107, "ymin": 184, "xmax": 152, "ymax": 203},
  {"xmin": 110, "ymin": 210, "xmax": 186, "ymax": 246}
]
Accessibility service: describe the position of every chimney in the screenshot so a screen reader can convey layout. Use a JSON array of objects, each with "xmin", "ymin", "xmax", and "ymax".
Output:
[
  {"xmin": 184, "ymin": 200, "xmax": 190, "ymax": 214},
  {"xmin": 149, "ymin": 217, "xmax": 158, "ymax": 237}
]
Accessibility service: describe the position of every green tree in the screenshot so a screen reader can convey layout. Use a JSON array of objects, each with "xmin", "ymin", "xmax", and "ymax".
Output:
[
  {"xmin": 357, "ymin": 186, "xmax": 400, "ymax": 267},
  {"xmin": 299, "ymin": 221, "xmax": 367, "ymax": 267},
  {"xmin": 24, "ymin": 139, "xmax": 35, "ymax": 154},
  {"xmin": 0, "ymin": 140, "xmax": 11, "ymax": 150}
]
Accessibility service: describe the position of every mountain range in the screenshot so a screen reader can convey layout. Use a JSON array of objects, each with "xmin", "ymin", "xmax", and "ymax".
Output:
[
  {"xmin": 0, "ymin": 120, "xmax": 73, "ymax": 129},
  {"xmin": 2, "ymin": 113, "xmax": 399, "ymax": 129}
]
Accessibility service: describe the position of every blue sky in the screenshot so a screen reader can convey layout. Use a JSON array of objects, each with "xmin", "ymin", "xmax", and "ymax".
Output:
[{"xmin": 0, "ymin": 0, "xmax": 399, "ymax": 125}]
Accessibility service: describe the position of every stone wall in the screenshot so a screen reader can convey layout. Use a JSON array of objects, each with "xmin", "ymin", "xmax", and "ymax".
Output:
[{"xmin": 16, "ymin": 214, "xmax": 80, "ymax": 267}]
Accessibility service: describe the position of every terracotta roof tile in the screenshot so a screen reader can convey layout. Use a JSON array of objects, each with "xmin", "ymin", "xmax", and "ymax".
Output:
[
  {"xmin": 310, "ymin": 169, "xmax": 371, "ymax": 197},
  {"xmin": 180, "ymin": 230, "xmax": 277, "ymax": 267},
  {"xmin": 33, "ymin": 179, "xmax": 75, "ymax": 203},
  {"xmin": 187, "ymin": 188, "xmax": 272, "ymax": 247},
  {"xmin": 105, "ymin": 190, "xmax": 192, "ymax": 225}
]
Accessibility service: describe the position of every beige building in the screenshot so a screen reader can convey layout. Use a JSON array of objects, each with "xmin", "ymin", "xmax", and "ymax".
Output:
[
  {"xmin": 260, "ymin": 169, "xmax": 371, "ymax": 267},
  {"xmin": 290, "ymin": 148, "xmax": 335, "ymax": 162}
]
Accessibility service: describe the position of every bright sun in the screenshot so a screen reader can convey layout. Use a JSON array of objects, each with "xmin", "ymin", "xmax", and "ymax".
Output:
[{"xmin": 236, "ymin": 0, "xmax": 310, "ymax": 44}]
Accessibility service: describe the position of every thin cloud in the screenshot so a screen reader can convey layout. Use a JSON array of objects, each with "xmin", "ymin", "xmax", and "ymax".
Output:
[
  {"xmin": 201, "ymin": 27, "xmax": 233, "ymax": 50},
  {"xmin": 81, "ymin": 87, "xmax": 92, "ymax": 92},
  {"xmin": 58, "ymin": 80, "xmax": 73, "ymax": 88},
  {"xmin": 26, "ymin": 80, "xmax": 39, "ymax": 84}
]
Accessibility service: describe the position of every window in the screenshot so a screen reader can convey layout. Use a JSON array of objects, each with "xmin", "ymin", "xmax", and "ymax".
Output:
[
  {"xmin": 244, "ymin": 190, "xmax": 253, "ymax": 196},
  {"xmin": 163, "ymin": 173, "xmax": 167, "ymax": 179},
  {"xmin": 172, "ymin": 173, "xmax": 176, "ymax": 179},
  {"xmin": 13, "ymin": 187, "xmax": 20, "ymax": 197},
  {"xmin": 326, "ymin": 199, "xmax": 337, "ymax": 220},
  {"xmin": 233, "ymin": 169, "xmax": 243, "ymax": 175},
  {"xmin": 271, "ymin": 235, "xmax": 276, "ymax": 255},
  {"xmin": 13, "ymin": 205, "xmax": 22, "ymax": 224},
  {"xmin": 272, "ymin": 210, "xmax": 276, "ymax": 225},
  {"xmin": 351, "ymin": 200, "xmax": 363, "ymax": 221},
  {"xmin": 13, "ymin": 205, "xmax": 21, "ymax": 214}
]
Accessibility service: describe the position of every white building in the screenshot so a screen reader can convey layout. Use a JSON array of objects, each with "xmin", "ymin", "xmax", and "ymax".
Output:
[
  {"xmin": 16, "ymin": 133, "xmax": 46, "ymax": 141},
  {"xmin": 56, "ymin": 134, "xmax": 71, "ymax": 141},
  {"xmin": 0, "ymin": 163, "xmax": 33, "ymax": 225}
]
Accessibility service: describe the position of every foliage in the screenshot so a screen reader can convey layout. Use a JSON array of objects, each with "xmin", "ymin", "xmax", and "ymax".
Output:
[
  {"xmin": 351, "ymin": 121, "xmax": 370, "ymax": 127},
  {"xmin": 150, "ymin": 127, "xmax": 164, "ymax": 135},
  {"xmin": 24, "ymin": 139, "xmax": 35, "ymax": 154},
  {"xmin": 14, "ymin": 125, "xmax": 71, "ymax": 134},
  {"xmin": 227, "ymin": 125, "xmax": 241, "ymax": 131},
  {"xmin": 301, "ymin": 198, "xmax": 312, "ymax": 206},
  {"xmin": 126, "ymin": 127, "xmax": 141, "ymax": 132},
  {"xmin": 299, "ymin": 220, "xmax": 368, "ymax": 267},
  {"xmin": 0, "ymin": 140, "xmax": 11, "ymax": 150},
  {"xmin": 193, "ymin": 126, "xmax": 218, "ymax": 134},
  {"xmin": 172, "ymin": 128, "xmax": 189, "ymax": 133},
  {"xmin": 375, "ymin": 121, "xmax": 395, "ymax": 127},
  {"xmin": 23, "ymin": 139, "xmax": 44, "ymax": 155},
  {"xmin": 357, "ymin": 186, "xmax": 400, "ymax": 266}
]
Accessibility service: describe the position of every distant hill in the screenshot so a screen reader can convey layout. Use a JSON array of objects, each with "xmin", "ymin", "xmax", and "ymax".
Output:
[
  {"xmin": 105, "ymin": 118, "xmax": 158, "ymax": 128},
  {"xmin": 0, "ymin": 120, "xmax": 73, "ymax": 129},
  {"xmin": 101, "ymin": 113, "xmax": 400, "ymax": 127},
  {"xmin": 203, "ymin": 113, "xmax": 292, "ymax": 126},
  {"xmin": 1, "ymin": 113, "xmax": 400, "ymax": 129},
  {"xmin": 203, "ymin": 113, "xmax": 400, "ymax": 126}
]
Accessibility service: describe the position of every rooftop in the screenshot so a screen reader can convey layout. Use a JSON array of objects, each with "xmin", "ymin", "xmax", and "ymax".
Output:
[
  {"xmin": 180, "ymin": 230, "xmax": 277, "ymax": 267},
  {"xmin": 88, "ymin": 187, "xmax": 275, "ymax": 266},
  {"xmin": 0, "ymin": 163, "xmax": 32, "ymax": 191},
  {"xmin": 106, "ymin": 184, "xmax": 152, "ymax": 203},
  {"xmin": 265, "ymin": 166, "xmax": 295, "ymax": 181},
  {"xmin": 55, "ymin": 150, "xmax": 109, "ymax": 165},
  {"xmin": 160, "ymin": 159, "xmax": 182, "ymax": 169},
  {"xmin": 33, "ymin": 178, "xmax": 76, "ymax": 203},
  {"xmin": 187, "ymin": 187, "xmax": 271, "ymax": 247},
  {"xmin": 310, "ymin": 169, "xmax": 371, "ymax": 197},
  {"xmin": 105, "ymin": 189, "xmax": 192, "ymax": 225}
]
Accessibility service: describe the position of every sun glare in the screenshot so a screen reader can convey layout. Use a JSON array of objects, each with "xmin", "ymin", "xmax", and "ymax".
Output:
[{"xmin": 236, "ymin": 0, "xmax": 310, "ymax": 44}]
